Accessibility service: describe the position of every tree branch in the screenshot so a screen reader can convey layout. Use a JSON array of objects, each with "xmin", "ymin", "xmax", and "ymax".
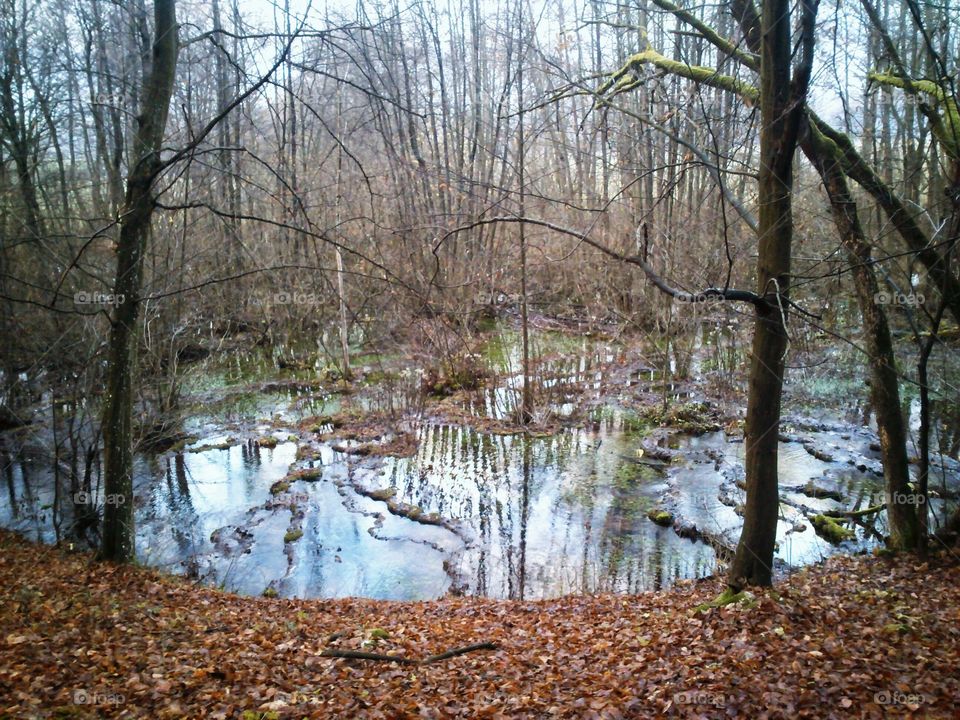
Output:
[
  {"xmin": 436, "ymin": 218, "xmax": 767, "ymax": 308},
  {"xmin": 320, "ymin": 642, "xmax": 498, "ymax": 664}
]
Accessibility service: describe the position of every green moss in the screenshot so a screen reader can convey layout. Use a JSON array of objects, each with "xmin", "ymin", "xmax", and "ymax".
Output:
[
  {"xmin": 614, "ymin": 463, "xmax": 645, "ymax": 488},
  {"xmin": 639, "ymin": 402, "xmax": 720, "ymax": 434},
  {"xmin": 369, "ymin": 487, "xmax": 398, "ymax": 501},
  {"xmin": 600, "ymin": 49, "xmax": 759, "ymax": 104},
  {"xmin": 647, "ymin": 509, "xmax": 674, "ymax": 526},
  {"xmin": 803, "ymin": 481, "xmax": 844, "ymax": 501},
  {"xmin": 361, "ymin": 368, "xmax": 399, "ymax": 385},
  {"xmin": 386, "ymin": 500, "xmax": 424, "ymax": 522},
  {"xmin": 300, "ymin": 415, "xmax": 334, "ymax": 433},
  {"xmin": 242, "ymin": 712, "xmax": 280, "ymax": 720},
  {"xmin": 423, "ymin": 353, "xmax": 489, "ymax": 397},
  {"xmin": 261, "ymin": 587, "xmax": 278, "ymax": 599},
  {"xmin": 620, "ymin": 412, "xmax": 650, "ymax": 435},
  {"xmin": 811, "ymin": 514, "xmax": 855, "ymax": 543},
  {"xmin": 867, "ymin": 72, "xmax": 959, "ymax": 159},
  {"xmin": 283, "ymin": 529, "xmax": 303, "ymax": 544},
  {"xmin": 257, "ymin": 436, "xmax": 279, "ymax": 448},
  {"xmin": 296, "ymin": 445, "xmax": 321, "ymax": 461},
  {"xmin": 167, "ymin": 436, "xmax": 200, "ymax": 453},
  {"xmin": 286, "ymin": 467, "xmax": 322, "ymax": 482},
  {"xmin": 269, "ymin": 480, "xmax": 290, "ymax": 496},
  {"xmin": 187, "ymin": 437, "xmax": 236, "ymax": 453},
  {"xmin": 694, "ymin": 587, "xmax": 756, "ymax": 613}
]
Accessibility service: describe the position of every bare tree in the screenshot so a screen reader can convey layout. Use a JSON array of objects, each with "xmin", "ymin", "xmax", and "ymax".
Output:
[{"xmin": 99, "ymin": 0, "xmax": 178, "ymax": 562}]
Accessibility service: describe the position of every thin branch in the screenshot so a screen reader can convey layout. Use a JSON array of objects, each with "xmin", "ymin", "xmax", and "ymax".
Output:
[{"xmin": 435, "ymin": 218, "xmax": 768, "ymax": 308}]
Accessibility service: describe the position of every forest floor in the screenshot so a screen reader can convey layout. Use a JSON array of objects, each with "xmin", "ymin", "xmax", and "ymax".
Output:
[{"xmin": 2, "ymin": 531, "xmax": 959, "ymax": 718}]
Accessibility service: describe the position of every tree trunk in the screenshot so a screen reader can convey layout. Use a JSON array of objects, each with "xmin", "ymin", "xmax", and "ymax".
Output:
[
  {"xmin": 727, "ymin": 0, "xmax": 815, "ymax": 589},
  {"xmin": 99, "ymin": 0, "xmax": 178, "ymax": 563},
  {"xmin": 517, "ymin": 3, "xmax": 532, "ymax": 426},
  {"xmin": 806, "ymin": 127, "xmax": 920, "ymax": 550}
]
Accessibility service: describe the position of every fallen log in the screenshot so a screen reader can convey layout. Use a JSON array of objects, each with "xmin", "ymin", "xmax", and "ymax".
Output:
[{"xmin": 320, "ymin": 642, "xmax": 498, "ymax": 664}]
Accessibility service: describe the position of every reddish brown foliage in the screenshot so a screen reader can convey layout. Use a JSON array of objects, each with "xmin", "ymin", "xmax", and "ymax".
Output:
[{"xmin": 1, "ymin": 531, "xmax": 958, "ymax": 718}]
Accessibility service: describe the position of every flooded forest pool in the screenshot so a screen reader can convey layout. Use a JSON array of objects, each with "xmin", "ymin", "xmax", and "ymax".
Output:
[{"xmin": 2, "ymin": 321, "xmax": 959, "ymax": 600}]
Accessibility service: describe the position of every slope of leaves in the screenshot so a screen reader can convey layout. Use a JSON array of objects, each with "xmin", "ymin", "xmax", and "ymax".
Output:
[{"xmin": 1, "ymin": 531, "xmax": 959, "ymax": 718}]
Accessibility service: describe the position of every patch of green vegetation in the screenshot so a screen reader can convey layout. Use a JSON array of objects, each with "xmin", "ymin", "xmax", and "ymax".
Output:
[
  {"xmin": 423, "ymin": 354, "xmax": 489, "ymax": 396},
  {"xmin": 269, "ymin": 480, "xmax": 290, "ymax": 495},
  {"xmin": 257, "ymin": 435, "xmax": 279, "ymax": 448},
  {"xmin": 369, "ymin": 487, "xmax": 398, "ymax": 501},
  {"xmin": 300, "ymin": 415, "xmax": 334, "ymax": 434},
  {"xmin": 613, "ymin": 462, "xmax": 658, "ymax": 489},
  {"xmin": 352, "ymin": 349, "xmax": 403, "ymax": 370},
  {"xmin": 803, "ymin": 481, "xmax": 845, "ymax": 501},
  {"xmin": 296, "ymin": 445, "xmax": 321, "ymax": 461},
  {"xmin": 187, "ymin": 437, "xmax": 237, "ymax": 453},
  {"xmin": 641, "ymin": 402, "xmax": 720, "ymax": 434},
  {"xmin": 560, "ymin": 473, "xmax": 600, "ymax": 511},
  {"xmin": 479, "ymin": 329, "xmax": 519, "ymax": 370},
  {"xmin": 286, "ymin": 467, "xmax": 322, "ymax": 482},
  {"xmin": 621, "ymin": 411, "xmax": 650, "ymax": 436},
  {"xmin": 695, "ymin": 587, "xmax": 757, "ymax": 613},
  {"xmin": 261, "ymin": 587, "xmax": 278, "ymax": 599},
  {"xmin": 811, "ymin": 514, "xmax": 855, "ymax": 543},
  {"xmin": 614, "ymin": 463, "xmax": 643, "ymax": 488},
  {"xmin": 646, "ymin": 508, "xmax": 674, "ymax": 526},
  {"xmin": 480, "ymin": 326, "xmax": 592, "ymax": 373},
  {"xmin": 587, "ymin": 406, "xmax": 616, "ymax": 424},
  {"xmin": 241, "ymin": 712, "xmax": 280, "ymax": 720},
  {"xmin": 387, "ymin": 500, "xmax": 424, "ymax": 521},
  {"xmin": 361, "ymin": 368, "xmax": 400, "ymax": 385},
  {"xmin": 616, "ymin": 494, "xmax": 653, "ymax": 516},
  {"xmin": 283, "ymin": 529, "xmax": 303, "ymax": 544},
  {"xmin": 166, "ymin": 436, "xmax": 200, "ymax": 453}
]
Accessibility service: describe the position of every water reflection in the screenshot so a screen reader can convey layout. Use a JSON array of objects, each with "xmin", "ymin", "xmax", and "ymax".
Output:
[
  {"xmin": 367, "ymin": 421, "xmax": 718, "ymax": 599},
  {"xmin": 2, "ymin": 323, "xmax": 958, "ymax": 601}
]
